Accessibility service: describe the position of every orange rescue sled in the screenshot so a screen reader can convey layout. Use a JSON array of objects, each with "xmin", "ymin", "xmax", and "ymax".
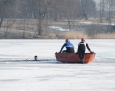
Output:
[{"xmin": 55, "ymin": 53, "xmax": 96, "ymax": 63}]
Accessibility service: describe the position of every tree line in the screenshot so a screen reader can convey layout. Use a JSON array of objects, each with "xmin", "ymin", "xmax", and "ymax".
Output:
[{"xmin": 0, "ymin": 0, "xmax": 115, "ymax": 38}]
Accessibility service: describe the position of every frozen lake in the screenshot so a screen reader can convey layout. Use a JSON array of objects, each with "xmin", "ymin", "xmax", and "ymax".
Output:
[{"xmin": 0, "ymin": 39, "xmax": 115, "ymax": 91}]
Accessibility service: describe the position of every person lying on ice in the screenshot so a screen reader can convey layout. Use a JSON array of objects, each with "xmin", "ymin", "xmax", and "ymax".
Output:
[
  {"xmin": 77, "ymin": 38, "xmax": 94, "ymax": 64},
  {"xmin": 59, "ymin": 39, "xmax": 75, "ymax": 53}
]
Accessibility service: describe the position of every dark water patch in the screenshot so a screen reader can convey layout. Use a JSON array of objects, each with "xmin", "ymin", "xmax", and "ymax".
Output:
[
  {"xmin": 1, "ymin": 57, "xmax": 115, "ymax": 64},
  {"xmin": 0, "ymin": 59, "xmax": 63, "ymax": 64}
]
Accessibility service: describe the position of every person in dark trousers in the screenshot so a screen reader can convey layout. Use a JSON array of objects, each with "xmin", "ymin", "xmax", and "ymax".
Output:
[
  {"xmin": 59, "ymin": 39, "xmax": 75, "ymax": 53},
  {"xmin": 77, "ymin": 38, "xmax": 93, "ymax": 64}
]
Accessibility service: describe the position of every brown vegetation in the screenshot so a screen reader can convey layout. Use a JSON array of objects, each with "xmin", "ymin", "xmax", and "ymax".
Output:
[
  {"xmin": 55, "ymin": 31, "xmax": 88, "ymax": 39},
  {"xmin": 94, "ymin": 33, "xmax": 115, "ymax": 39}
]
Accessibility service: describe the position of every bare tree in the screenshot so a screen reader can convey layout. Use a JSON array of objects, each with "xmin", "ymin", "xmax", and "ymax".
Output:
[
  {"xmin": 0, "ymin": 0, "xmax": 13, "ymax": 27},
  {"xmin": 99, "ymin": 0, "xmax": 105, "ymax": 23},
  {"xmin": 0, "ymin": 0, "xmax": 97, "ymax": 38},
  {"xmin": 34, "ymin": 0, "xmax": 51, "ymax": 37},
  {"xmin": 106, "ymin": 0, "xmax": 115, "ymax": 32},
  {"xmin": 80, "ymin": 0, "xmax": 96, "ymax": 20}
]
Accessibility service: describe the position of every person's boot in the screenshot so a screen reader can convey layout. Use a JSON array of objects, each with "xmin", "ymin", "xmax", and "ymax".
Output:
[{"xmin": 82, "ymin": 59, "xmax": 84, "ymax": 64}]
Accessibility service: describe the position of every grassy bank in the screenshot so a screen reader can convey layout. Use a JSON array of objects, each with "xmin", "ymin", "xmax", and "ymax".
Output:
[{"xmin": 43, "ymin": 30, "xmax": 115, "ymax": 39}]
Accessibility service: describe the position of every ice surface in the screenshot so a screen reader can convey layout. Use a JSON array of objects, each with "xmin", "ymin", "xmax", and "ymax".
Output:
[{"xmin": 0, "ymin": 39, "xmax": 115, "ymax": 91}]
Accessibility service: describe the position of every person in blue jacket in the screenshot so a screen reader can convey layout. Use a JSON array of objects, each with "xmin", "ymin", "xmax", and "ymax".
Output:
[
  {"xmin": 77, "ymin": 38, "xmax": 93, "ymax": 64},
  {"xmin": 59, "ymin": 39, "xmax": 75, "ymax": 53}
]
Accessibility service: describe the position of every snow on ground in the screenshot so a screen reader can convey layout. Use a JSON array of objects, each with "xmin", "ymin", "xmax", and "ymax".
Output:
[
  {"xmin": 49, "ymin": 26, "xmax": 69, "ymax": 31},
  {"xmin": 0, "ymin": 39, "xmax": 115, "ymax": 91},
  {"xmin": 49, "ymin": 21, "xmax": 115, "ymax": 31}
]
